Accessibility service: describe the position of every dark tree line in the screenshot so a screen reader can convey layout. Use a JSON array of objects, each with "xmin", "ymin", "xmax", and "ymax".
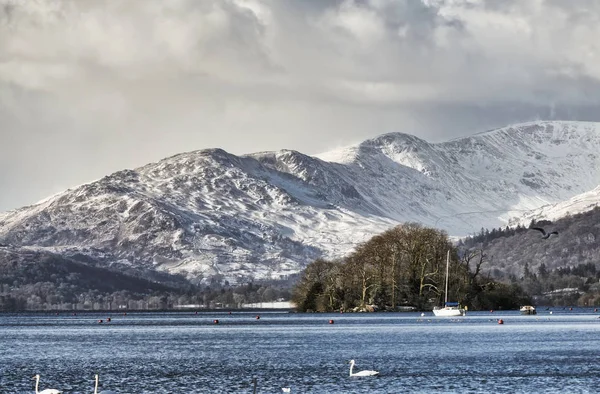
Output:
[
  {"xmin": 0, "ymin": 281, "xmax": 292, "ymax": 312},
  {"xmin": 292, "ymin": 223, "xmax": 531, "ymax": 312},
  {"xmin": 516, "ymin": 261, "xmax": 600, "ymax": 306},
  {"xmin": 0, "ymin": 249, "xmax": 293, "ymax": 311},
  {"xmin": 460, "ymin": 219, "xmax": 553, "ymax": 248}
]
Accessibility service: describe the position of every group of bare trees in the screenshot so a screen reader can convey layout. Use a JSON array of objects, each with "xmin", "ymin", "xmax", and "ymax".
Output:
[{"xmin": 292, "ymin": 223, "xmax": 530, "ymax": 312}]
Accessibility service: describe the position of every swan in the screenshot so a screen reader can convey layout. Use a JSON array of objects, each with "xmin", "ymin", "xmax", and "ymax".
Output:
[
  {"xmin": 31, "ymin": 374, "xmax": 61, "ymax": 394},
  {"xmin": 93, "ymin": 374, "xmax": 118, "ymax": 394},
  {"xmin": 349, "ymin": 360, "xmax": 379, "ymax": 377}
]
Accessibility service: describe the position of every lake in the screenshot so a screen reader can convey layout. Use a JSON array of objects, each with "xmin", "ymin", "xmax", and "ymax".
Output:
[{"xmin": 1, "ymin": 309, "xmax": 599, "ymax": 393}]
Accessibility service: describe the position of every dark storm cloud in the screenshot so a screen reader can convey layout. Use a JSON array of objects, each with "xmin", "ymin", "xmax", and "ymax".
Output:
[{"xmin": 1, "ymin": 0, "xmax": 599, "ymax": 211}]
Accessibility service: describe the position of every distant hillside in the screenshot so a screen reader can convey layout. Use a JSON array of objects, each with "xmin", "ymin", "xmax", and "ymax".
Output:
[
  {"xmin": 462, "ymin": 207, "xmax": 600, "ymax": 279},
  {"xmin": 0, "ymin": 246, "xmax": 182, "ymax": 293},
  {"xmin": 0, "ymin": 245, "xmax": 294, "ymax": 311}
]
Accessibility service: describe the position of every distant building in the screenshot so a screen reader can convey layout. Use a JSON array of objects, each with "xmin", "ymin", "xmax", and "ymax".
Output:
[
  {"xmin": 173, "ymin": 304, "xmax": 204, "ymax": 309},
  {"xmin": 241, "ymin": 301, "xmax": 293, "ymax": 309}
]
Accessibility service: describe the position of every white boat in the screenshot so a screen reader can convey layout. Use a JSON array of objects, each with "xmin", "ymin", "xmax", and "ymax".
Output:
[
  {"xmin": 433, "ymin": 302, "xmax": 466, "ymax": 317},
  {"xmin": 432, "ymin": 250, "xmax": 466, "ymax": 317},
  {"xmin": 520, "ymin": 305, "xmax": 537, "ymax": 315}
]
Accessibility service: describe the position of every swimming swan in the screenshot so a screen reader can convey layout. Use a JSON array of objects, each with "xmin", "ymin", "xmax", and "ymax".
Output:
[
  {"xmin": 93, "ymin": 374, "xmax": 118, "ymax": 394},
  {"xmin": 32, "ymin": 374, "xmax": 61, "ymax": 394},
  {"xmin": 349, "ymin": 360, "xmax": 379, "ymax": 377}
]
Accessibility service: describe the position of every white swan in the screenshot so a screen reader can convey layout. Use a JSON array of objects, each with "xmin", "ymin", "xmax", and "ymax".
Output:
[
  {"xmin": 349, "ymin": 360, "xmax": 379, "ymax": 377},
  {"xmin": 32, "ymin": 374, "xmax": 61, "ymax": 394},
  {"xmin": 93, "ymin": 374, "xmax": 118, "ymax": 394}
]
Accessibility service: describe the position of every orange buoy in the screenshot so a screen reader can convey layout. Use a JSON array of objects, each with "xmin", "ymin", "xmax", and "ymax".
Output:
[
  {"xmin": 329, "ymin": 320, "xmax": 334, "ymax": 324},
  {"xmin": 498, "ymin": 319, "xmax": 504, "ymax": 325}
]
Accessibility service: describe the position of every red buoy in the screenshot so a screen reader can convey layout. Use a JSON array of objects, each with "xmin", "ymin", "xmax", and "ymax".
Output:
[
  {"xmin": 256, "ymin": 315, "xmax": 260, "ymax": 320},
  {"xmin": 498, "ymin": 319, "xmax": 504, "ymax": 325},
  {"xmin": 107, "ymin": 317, "xmax": 111, "ymax": 322},
  {"xmin": 98, "ymin": 319, "xmax": 104, "ymax": 324},
  {"xmin": 329, "ymin": 319, "xmax": 334, "ymax": 324},
  {"xmin": 213, "ymin": 319, "xmax": 219, "ymax": 324},
  {"xmin": 490, "ymin": 310, "xmax": 494, "ymax": 313}
]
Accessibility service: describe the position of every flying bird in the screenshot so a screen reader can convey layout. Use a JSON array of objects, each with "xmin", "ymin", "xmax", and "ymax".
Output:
[{"xmin": 530, "ymin": 227, "xmax": 558, "ymax": 239}]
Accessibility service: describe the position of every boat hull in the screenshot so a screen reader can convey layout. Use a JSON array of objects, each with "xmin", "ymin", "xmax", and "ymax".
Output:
[
  {"xmin": 520, "ymin": 306, "xmax": 537, "ymax": 315},
  {"xmin": 432, "ymin": 307, "xmax": 466, "ymax": 317}
]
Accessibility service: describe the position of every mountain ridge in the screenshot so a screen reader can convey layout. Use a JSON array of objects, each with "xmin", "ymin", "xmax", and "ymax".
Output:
[{"xmin": 1, "ymin": 120, "xmax": 600, "ymax": 283}]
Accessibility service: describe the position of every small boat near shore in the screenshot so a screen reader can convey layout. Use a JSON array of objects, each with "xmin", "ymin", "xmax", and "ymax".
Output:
[
  {"xmin": 520, "ymin": 305, "xmax": 537, "ymax": 315},
  {"xmin": 432, "ymin": 250, "xmax": 466, "ymax": 317}
]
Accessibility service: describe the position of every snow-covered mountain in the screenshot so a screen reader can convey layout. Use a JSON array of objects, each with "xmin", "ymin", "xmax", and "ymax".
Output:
[{"xmin": 1, "ymin": 121, "xmax": 600, "ymax": 283}]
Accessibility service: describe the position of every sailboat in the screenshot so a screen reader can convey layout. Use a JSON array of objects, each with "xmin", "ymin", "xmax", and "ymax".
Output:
[{"xmin": 432, "ymin": 250, "xmax": 466, "ymax": 317}]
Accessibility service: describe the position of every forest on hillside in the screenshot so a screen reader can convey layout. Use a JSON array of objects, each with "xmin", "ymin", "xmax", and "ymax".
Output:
[
  {"xmin": 0, "ymin": 248, "xmax": 292, "ymax": 312},
  {"xmin": 460, "ymin": 207, "xmax": 600, "ymax": 306}
]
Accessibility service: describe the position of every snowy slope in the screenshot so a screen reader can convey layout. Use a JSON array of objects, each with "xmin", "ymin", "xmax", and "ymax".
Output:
[
  {"xmin": 508, "ymin": 185, "xmax": 600, "ymax": 226},
  {"xmin": 317, "ymin": 121, "xmax": 600, "ymax": 230},
  {"xmin": 1, "ymin": 121, "xmax": 600, "ymax": 283}
]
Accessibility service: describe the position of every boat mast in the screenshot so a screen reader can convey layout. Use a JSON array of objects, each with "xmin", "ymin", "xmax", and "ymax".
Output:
[{"xmin": 444, "ymin": 249, "xmax": 450, "ymax": 305}]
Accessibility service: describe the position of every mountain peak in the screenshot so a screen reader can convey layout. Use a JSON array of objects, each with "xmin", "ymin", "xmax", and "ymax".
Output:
[
  {"xmin": 316, "ymin": 132, "xmax": 430, "ymax": 165},
  {"xmin": 363, "ymin": 131, "xmax": 429, "ymax": 147}
]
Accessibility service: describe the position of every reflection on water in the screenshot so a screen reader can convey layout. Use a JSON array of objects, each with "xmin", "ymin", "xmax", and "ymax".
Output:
[{"xmin": 1, "ymin": 309, "xmax": 600, "ymax": 393}]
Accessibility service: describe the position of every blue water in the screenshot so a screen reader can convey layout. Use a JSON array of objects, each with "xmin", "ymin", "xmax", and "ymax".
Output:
[{"xmin": 1, "ymin": 309, "xmax": 600, "ymax": 393}]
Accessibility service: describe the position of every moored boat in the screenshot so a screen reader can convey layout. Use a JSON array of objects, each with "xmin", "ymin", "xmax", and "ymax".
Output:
[
  {"xmin": 433, "ymin": 302, "xmax": 466, "ymax": 317},
  {"xmin": 520, "ymin": 305, "xmax": 537, "ymax": 315},
  {"xmin": 432, "ymin": 250, "xmax": 466, "ymax": 317}
]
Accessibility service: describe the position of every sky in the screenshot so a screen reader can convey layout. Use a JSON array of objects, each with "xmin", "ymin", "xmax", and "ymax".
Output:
[{"xmin": 1, "ymin": 0, "xmax": 600, "ymax": 212}]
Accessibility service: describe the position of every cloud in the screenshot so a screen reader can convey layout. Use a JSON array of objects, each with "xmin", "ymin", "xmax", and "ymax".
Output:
[{"xmin": 1, "ymin": 0, "xmax": 600, "ymax": 210}]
